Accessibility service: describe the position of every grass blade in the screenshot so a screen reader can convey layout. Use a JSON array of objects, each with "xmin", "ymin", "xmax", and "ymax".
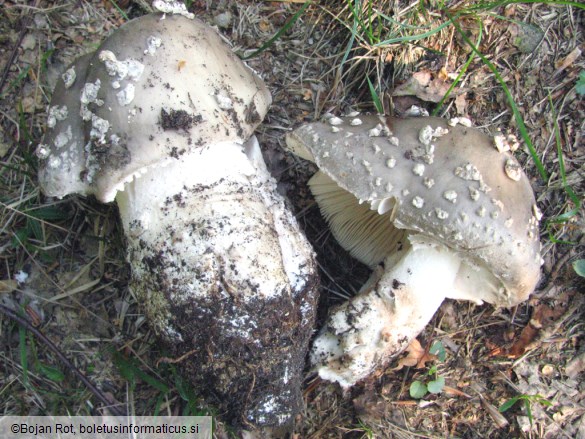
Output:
[
  {"xmin": 461, "ymin": 0, "xmax": 584, "ymax": 13},
  {"xmin": 112, "ymin": 350, "xmax": 169, "ymax": 394},
  {"xmin": 107, "ymin": 1, "xmax": 129, "ymax": 21},
  {"xmin": 448, "ymin": 13, "xmax": 548, "ymax": 181},
  {"xmin": 544, "ymin": 94, "xmax": 581, "ymax": 240},
  {"xmin": 375, "ymin": 18, "xmax": 453, "ymax": 46},
  {"xmin": 347, "ymin": 0, "xmax": 372, "ymax": 44},
  {"xmin": 499, "ymin": 396, "xmax": 520, "ymax": 413},
  {"xmin": 367, "ymin": 76, "xmax": 383, "ymax": 113},
  {"xmin": 19, "ymin": 324, "xmax": 29, "ymax": 387},
  {"xmin": 549, "ymin": 95, "xmax": 580, "ymax": 206},
  {"xmin": 433, "ymin": 18, "xmax": 482, "ymax": 116},
  {"xmin": 242, "ymin": 1, "xmax": 311, "ymax": 60}
]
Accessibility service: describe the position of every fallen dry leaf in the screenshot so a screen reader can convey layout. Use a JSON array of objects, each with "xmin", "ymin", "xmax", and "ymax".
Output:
[
  {"xmin": 554, "ymin": 46, "xmax": 581, "ymax": 73},
  {"xmin": 392, "ymin": 71, "xmax": 466, "ymax": 103},
  {"xmin": 393, "ymin": 338, "xmax": 436, "ymax": 370},
  {"xmin": 565, "ymin": 352, "xmax": 585, "ymax": 379},
  {"xmin": 509, "ymin": 301, "xmax": 568, "ymax": 357},
  {"xmin": 489, "ymin": 299, "xmax": 569, "ymax": 358},
  {"xmin": 437, "ymin": 67, "xmax": 449, "ymax": 81},
  {"xmin": 353, "ymin": 392, "xmax": 387, "ymax": 420},
  {"xmin": 0, "ymin": 279, "xmax": 18, "ymax": 294},
  {"xmin": 442, "ymin": 385, "xmax": 471, "ymax": 398},
  {"xmin": 455, "ymin": 93, "xmax": 468, "ymax": 114},
  {"xmin": 479, "ymin": 393, "xmax": 509, "ymax": 429}
]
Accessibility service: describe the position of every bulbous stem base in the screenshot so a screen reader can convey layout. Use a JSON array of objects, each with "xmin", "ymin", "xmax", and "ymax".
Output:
[{"xmin": 115, "ymin": 140, "xmax": 319, "ymax": 428}]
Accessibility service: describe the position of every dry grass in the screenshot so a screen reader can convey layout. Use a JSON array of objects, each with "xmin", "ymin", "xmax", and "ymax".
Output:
[{"xmin": 1, "ymin": 0, "xmax": 584, "ymax": 438}]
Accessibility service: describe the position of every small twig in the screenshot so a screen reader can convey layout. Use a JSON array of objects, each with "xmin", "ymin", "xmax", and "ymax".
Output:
[
  {"xmin": 241, "ymin": 370, "xmax": 257, "ymax": 428},
  {"xmin": 155, "ymin": 349, "xmax": 197, "ymax": 367},
  {"xmin": 0, "ymin": 304, "xmax": 125, "ymax": 417},
  {"xmin": 0, "ymin": 1, "xmax": 37, "ymax": 95},
  {"xmin": 537, "ymin": 248, "xmax": 576, "ymax": 297},
  {"xmin": 550, "ymin": 249, "xmax": 575, "ymax": 282}
]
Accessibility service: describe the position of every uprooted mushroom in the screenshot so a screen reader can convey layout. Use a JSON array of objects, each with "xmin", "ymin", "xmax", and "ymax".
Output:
[
  {"xmin": 37, "ymin": 12, "xmax": 319, "ymax": 429},
  {"xmin": 286, "ymin": 114, "xmax": 542, "ymax": 388}
]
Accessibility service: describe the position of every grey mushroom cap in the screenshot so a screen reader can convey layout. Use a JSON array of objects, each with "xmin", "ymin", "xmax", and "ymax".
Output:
[
  {"xmin": 37, "ymin": 53, "xmax": 93, "ymax": 198},
  {"xmin": 286, "ymin": 115, "xmax": 541, "ymax": 307},
  {"xmin": 37, "ymin": 13, "xmax": 271, "ymax": 202}
]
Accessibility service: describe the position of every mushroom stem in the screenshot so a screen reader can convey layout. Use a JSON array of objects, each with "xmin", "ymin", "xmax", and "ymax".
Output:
[
  {"xmin": 114, "ymin": 138, "xmax": 318, "ymax": 426},
  {"xmin": 310, "ymin": 236, "xmax": 461, "ymax": 388},
  {"xmin": 115, "ymin": 140, "xmax": 258, "ymax": 242}
]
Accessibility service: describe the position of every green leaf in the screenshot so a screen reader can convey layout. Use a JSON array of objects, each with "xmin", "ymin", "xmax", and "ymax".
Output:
[
  {"xmin": 19, "ymin": 324, "xmax": 29, "ymax": 387},
  {"xmin": 524, "ymin": 399, "xmax": 533, "ymax": 424},
  {"xmin": 112, "ymin": 351, "xmax": 136, "ymax": 390},
  {"xmin": 572, "ymin": 259, "xmax": 585, "ymax": 278},
  {"xmin": 112, "ymin": 349, "xmax": 169, "ymax": 393},
  {"xmin": 462, "ymin": 1, "xmax": 584, "ymax": 13},
  {"xmin": 409, "ymin": 380, "xmax": 428, "ymax": 399},
  {"xmin": 107, "ymin": 0, "xmax": 129, "ymax": 21},
  {"xmin": 153, "ymin": 392, "xmax": 166, "ymax": 417},
  {"xmin": 433, "ymin": 18, "xmax": 482, "ymax": 117},
  {"xmin": 134, "ymin": 367, "xmax": 169, "ymax": 393},
  {"xmin": 25, "ymin": 206, "xmax": 70, "ymax": 221},
  {"xmin": 12, "ymin": 228, "xmax": 29, "ymax": 248},
  {"xmin": 172, "ymin": 370, "xmax": 204, "ymax": 416},
  {"xmin": 27, "ymin": 218, "xmax": 43, "ymax": 241},
  {"xmin": 38, "ymin": 362, "xmax": 65, "ymax": 382},
  {"xmin": 499, "ymin": 396, "xmax": 521, "ymax": 413},
  {"xmin": 429, "ymin": 340, "xmax": 446, "ymax": 362},
  {"xmin": 427, "ymin": 376, "xmax": 445, "ymax": 394},
  {"xmin": 534, "ymin": 394, "xmax": 553, "ymax": 407},
  {"xmin": 174, "ymin": 371, "xmax": 192, "ymax": 402},
  {"xmin": 576, "ymin": 71, "xmax": 585, "ymax": 96}
]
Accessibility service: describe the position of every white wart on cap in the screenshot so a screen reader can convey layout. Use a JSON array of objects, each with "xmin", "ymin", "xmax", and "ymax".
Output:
[{"xmin": 286, "ymin": 115, "xmax": 541, "ymax": 387}]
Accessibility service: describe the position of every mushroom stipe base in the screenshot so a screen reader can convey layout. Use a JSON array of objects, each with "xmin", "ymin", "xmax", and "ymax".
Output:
[
  {"xmin": 115, "ymin": 140, "xmax": 319, "ymax": 426},
  {"xmin": 312, "ymin": 236, "xmax": 464, "ymax": 388}
]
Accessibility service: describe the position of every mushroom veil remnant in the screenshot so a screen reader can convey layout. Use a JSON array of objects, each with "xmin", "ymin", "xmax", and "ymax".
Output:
[
  {"xmin": 37, "ymin": 13, "xmax": 319, "ymax": 429},
  {"xmin": 286, "ymin": 115, "xmax": 541, "ymax": 388}
]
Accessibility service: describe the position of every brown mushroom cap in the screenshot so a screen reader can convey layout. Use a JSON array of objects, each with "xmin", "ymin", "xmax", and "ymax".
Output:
[
  {"xmin": 38, "ymin": 13, "xmax": 271, "ymax": 202},
  {"xmin": 286, "ymin": 115, "xmax": 541, "ymax": 306}
]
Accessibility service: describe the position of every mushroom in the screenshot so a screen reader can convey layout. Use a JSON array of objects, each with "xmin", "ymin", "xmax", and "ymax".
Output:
[
  {"xmin": 285, "ymin": 114, "xmax": 541, "ymax": 388},
  {"xmin": 37, "ymin": 13, "xmax": 319, "ymax": 429}
]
